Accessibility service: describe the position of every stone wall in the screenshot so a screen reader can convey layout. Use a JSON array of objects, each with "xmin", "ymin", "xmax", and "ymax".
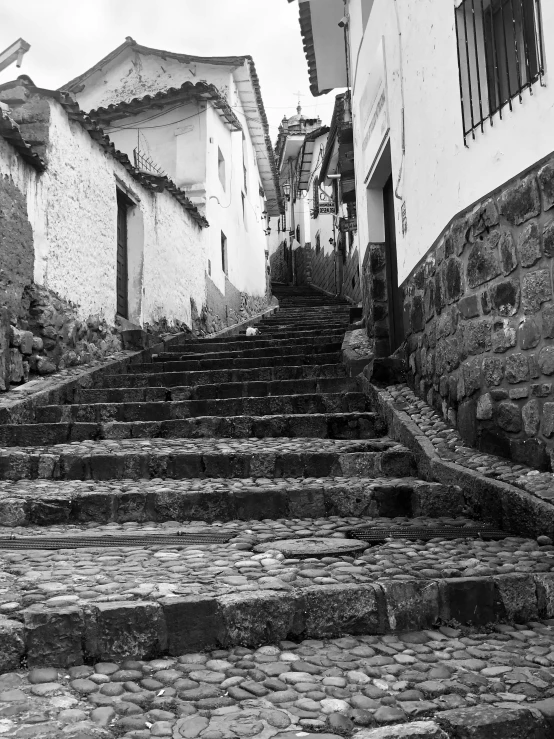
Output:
[
  {"xmin": 193, "ymin": 274, "xmax": 272, "ymax": 336},
  {"xmin": 341, "ymin": 245, "xmax": 363, "ymax": 304},
  {"xmin": 310, "ymin": 244, "xmax": 336, "ymax": 295},
  {"xmin": 402, "ymin": 153, "xmax": 554, "ymax": 470},
  {"xmin": 293, "ymin": 244, "xmax": 312, "ymax": 286},
  {"xmin": 269, "ymin": 240, "xmax": 290, "ymax": 283},
  {"xmin": 362, "ymin": 244, "xmax": 391, "ymax": 357},
  {"xmin": 0, "ymin": 172, "xmax": 34, "ymax": 318}
]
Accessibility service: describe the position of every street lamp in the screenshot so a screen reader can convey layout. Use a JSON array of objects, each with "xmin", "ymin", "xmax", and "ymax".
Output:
[{"xmin": 282, "ymin": 182, "xmax": 291, "ymax": 201}]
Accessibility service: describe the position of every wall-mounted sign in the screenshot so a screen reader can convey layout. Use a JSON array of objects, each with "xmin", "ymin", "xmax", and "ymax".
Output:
[
  {"xmin": 318, "ymin": 189, "xmax": 335, "ymax": 214},
  {"xmin": 319, "ymin": 203, "xmax": 335, "ymax": 214},
  {"xmin": 340, "ymin": 217, "xmax": 357, "ymax": 233},
  {"xmin": 359, "ymin": 38, "xmax": 390, "ymax": 184}
]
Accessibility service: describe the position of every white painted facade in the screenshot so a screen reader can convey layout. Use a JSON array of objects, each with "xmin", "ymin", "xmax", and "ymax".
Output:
[
  {"xmin": 66, "ymin": 42, "xmax": 280, "ymax": 302},
  {"xmin": 0, "ymin": 95, "xmax": 207, "ymax": 329},
  {"xmin": 294, "ymin": 0, "xmax": 554, "ymax": 283}
]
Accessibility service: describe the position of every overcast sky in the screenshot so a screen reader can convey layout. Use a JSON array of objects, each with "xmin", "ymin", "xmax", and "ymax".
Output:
[{"xmin": 0, "ymin": 0, "xmax": 339, "ymax": 141}]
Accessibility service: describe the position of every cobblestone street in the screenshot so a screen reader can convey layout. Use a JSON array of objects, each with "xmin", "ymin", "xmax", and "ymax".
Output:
[{"xmin": 1, "ymin": 286, "xmax": 554, "ymax": 738}]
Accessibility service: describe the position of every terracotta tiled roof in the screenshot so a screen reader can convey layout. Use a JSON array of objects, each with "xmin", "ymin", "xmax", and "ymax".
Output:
[
  {"xmin": 60, "ymin": 39, "xmax": 252, "ymax": 93},
  {"xmin": 0, "ymin": 108, "xmax": 46, "ymax": 171},
  {"xmin": 34, "ymin": 87, "xmax": 209, "ymax": 228},
  {"xmin": 289, "ymin": 1, "xmax": 332, "ymax": 98},
  {"xmin": 88, "ymin": 81, "xmax": 242, "ymax": 133}
]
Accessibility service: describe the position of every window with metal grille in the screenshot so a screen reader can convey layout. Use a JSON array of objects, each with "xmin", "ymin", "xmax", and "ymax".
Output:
[{"xmin": 455, "ymin": 0, "xmax": 544, "ymax": 143}]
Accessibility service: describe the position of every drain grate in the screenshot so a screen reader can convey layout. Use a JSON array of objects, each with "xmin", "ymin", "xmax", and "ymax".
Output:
[
  {"xmin": 0, "ymin": 531, "xmax": 236, "ymax": 550},
  {"xmin": 346, "ymin": 525, "xmax": 508, "ymax": 544}
]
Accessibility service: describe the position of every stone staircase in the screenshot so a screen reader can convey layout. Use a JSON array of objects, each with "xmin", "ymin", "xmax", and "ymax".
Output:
[{"xmin": 0, "ymin": 283, "xmax": 513, "ymax": 670}]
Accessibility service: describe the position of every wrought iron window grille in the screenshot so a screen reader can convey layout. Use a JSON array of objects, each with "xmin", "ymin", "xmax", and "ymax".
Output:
[
  {"xmin": 133, "ymin": 148, "xmax": 166, "ymax": 177},
  {"xmin": 455, "ymin": 0, "xmax": 545, "ymax": 145}
]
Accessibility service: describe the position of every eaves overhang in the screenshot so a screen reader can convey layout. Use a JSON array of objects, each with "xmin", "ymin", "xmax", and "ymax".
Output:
[
  {"xmin": 88, "ymin": 80, "xmax": 242, "ymax": 133},
  {"xmin": 0, "ymin": 107, "xmax": 46, "ymax": 171},
  {"xmin": 233, "ymin": 58, "xmax": 284, "ymax": 217}
]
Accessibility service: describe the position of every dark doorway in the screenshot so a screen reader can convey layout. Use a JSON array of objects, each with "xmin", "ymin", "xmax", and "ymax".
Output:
[
  {"xmin": 116, "ymin": 192, "xmax": 129, "ymax": 318},
  {"xmin": 383, "ymin": 175, "xmax": 404, "ymax": 353}
]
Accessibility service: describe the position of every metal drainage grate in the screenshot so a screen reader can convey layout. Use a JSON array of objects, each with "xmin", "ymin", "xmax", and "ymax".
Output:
[
  {"xmin": 346, "ymin": 526, "xmax": 508, "ymax": 544},
  {"xmin": 0, "ymin": 531, "xmax": 236, "ymax": 550}
]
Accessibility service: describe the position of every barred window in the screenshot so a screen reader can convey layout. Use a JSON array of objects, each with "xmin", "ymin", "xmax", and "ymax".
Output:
[
  {"xmin": 312, "ymin": 177, "xmax": 319, "ymax": 219},
  {"xmin": 455, "ymin": 0, "xmax": 544, "ymax": 142}
]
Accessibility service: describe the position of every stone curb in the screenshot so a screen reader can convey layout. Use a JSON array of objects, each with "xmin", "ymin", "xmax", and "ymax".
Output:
[
  {"xmin": 365, "ymin": 380, "xmax": 554, "ymax": 541},
  {"xmin": 352, "ymin": 703, "xmax": 554, "ymax": 737},
  {"xmin": 4, "ymin": 568, "xmax": 554, "ymax": 670},
  {"xmin": 0, "ymin": 305, "xmax": 279, "ymax": 427}
]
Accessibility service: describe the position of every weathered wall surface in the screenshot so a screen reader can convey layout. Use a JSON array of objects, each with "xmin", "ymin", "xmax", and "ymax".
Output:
[
  {"xmin": 402, "ymin": 155, "xmax": 554, "ymax": 470},
  {"xmin": 0, "ymin": 85, "xmax": 209, "ymax": 390},
  {"xmin": 71, "ymin": 49, "xmax": 232, "ymax": 112},
  {"xmin": 349, "ymin": 0, "xmax": 554, "ymax": 283},
  {"xmin": 269, "ymin": 239, "xmax": 290, "ymax": 284}
]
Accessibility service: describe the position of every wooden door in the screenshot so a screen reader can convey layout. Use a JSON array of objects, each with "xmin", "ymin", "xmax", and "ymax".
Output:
[
  {"xmin": 116, "ymin": 193, "xmax": 128, "ymax": 318},
  {"xmin": 383, "ymin": 175, "xmax": 404, "ymax": 352}
]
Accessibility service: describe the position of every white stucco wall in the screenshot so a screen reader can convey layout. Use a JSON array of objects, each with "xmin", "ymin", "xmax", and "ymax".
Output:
[
  {"xmin": 204, "ymin": 102, "xmax": 267, "ymax": 297},
  {"xmin": 348, "ymin": 0, "xmax": 554, "ymax": 284},
  {"xmin": 0, "ymin": 97, "xmax": 207, "ymax": 329},
  {"xmin": 72, "ymin": 49, "xmax": 233, "ymax": 112}
]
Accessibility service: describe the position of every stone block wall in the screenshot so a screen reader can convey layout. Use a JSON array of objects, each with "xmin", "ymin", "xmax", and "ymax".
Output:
[
  {"xmin": 341, "ymin": 246, "xmax": 363, "ymax": 304},
  {"xmin": 310, "ymin": 244, "xmax": 336, "ymax": 295},
  {"xmin": 269, "ymin": 241, "xmax": 290, "ymax": 283},
  {"xmin": 294, "ymin": 244, "xmax": 312, "ymax": 286},
  {"xmin": 402, "ymin": 154, "xmax": 554, "ymax": 470},
  {"xmin": 362, "ymin": 244, "xmax": 391, "ymax": 357},
  {"xmin": 193, "ymin": 274, "xmax": 272, "ymax": 336}
]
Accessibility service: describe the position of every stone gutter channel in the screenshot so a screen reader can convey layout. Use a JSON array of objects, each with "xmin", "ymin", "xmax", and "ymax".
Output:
[{"xmin": 1, "ymin": 322, "xmax": 554, "ymax": 736}]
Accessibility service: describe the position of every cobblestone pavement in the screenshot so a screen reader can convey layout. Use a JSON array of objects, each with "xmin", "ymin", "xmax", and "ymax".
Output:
[
  {"xmin": 0, "ymin": 516, "xmax": 552, "ymax": 617},
  {"xmin": 385, "ymin": 384, "xmax": 554, "ymax": 499},
  {"xmin": 2, "ymin": 623, "xmax": 554, "ymax": 737}
]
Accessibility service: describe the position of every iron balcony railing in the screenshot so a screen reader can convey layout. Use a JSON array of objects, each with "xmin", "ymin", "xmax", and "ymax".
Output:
[
  {"xmin": 133, "ymin": 147, "xmax": 166, "ymax": 177},
  {"xmin": 455, "ymin": 0, "xmax": 545, "ymax": 144}
]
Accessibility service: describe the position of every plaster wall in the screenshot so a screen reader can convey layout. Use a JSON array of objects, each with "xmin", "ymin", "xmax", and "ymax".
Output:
[
  {"xmin": 348, "ymin": 0, "xmax": 554, "ymax": 284},
  {"xmin": 204, "ymin": 102, "xmax": 267, "ymax": 298},
  {"xmin": 106, "ymin": 102, "xmax": 206, "ymax": 187},
  {"xmin": 72, "ymin": 49, "xmax": 233, "ymax": 111},
  {"xmin": 0, "ymin": 97, "xmax": 207, "ymax": 329}
]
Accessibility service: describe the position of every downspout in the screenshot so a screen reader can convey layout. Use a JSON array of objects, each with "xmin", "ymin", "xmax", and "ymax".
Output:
[{"xmin": 392, "ymin": 0, "xmax": 406, "ymax": 201}]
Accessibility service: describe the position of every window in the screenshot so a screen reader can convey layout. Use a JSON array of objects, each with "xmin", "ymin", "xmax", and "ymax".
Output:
[
  {"xmin": 218, "ymin": 148, "xmax": 226, "ymax": 190},
  {"xmin": 315, "ymin": 231, "xmax": 321, "ymax": 254},
  {"xmin": 455, "ymin": 0, "xmax": 544, "ymax": 142},
  {"xmin": 221, "ymin": 231, "xmax": 228, "ymax": 275}
]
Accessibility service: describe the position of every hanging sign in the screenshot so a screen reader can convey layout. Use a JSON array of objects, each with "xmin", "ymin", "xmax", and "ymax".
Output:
[
  {"xmin": 339, "ymin": 217, "xmax": 357, "ymax": 233},
  {"xmin": 318, "ymin": 188, "xmax": 335, "ymax": 214}
]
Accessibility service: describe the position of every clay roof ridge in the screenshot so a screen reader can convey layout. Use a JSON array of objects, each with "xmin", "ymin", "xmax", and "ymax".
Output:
[
  {"xmin": 88, "ymin": 80, "xmax": 242, "ymax": 133},
  {"xmin": 59, "ymin": 38, "xmax": 249, "ymax": 92},
  {"xmin": 0, "ymin": 107, "xmax": 46, "ymax": 171}
]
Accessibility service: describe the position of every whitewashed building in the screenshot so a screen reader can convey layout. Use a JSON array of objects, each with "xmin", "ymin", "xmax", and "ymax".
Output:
[
  {"xmin": 291, "ymin": 0, "xmax": 554, "ymax": 468},
  {"xmin": 62, "ymin": 38, "xmax": 282, "ymax": 328}
]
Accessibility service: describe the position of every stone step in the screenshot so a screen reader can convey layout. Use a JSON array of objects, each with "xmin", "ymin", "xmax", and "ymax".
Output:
[
  {"xmin": 127, "ymin": 352, "xmax": 342, "ymax": 374},
  {"xmin": 76, "ymin": 376, "xmax": 360, "ymax": 404},
  {"xmin": 0, "ymin": 437, "xmax": 415, "ymax": 480},
  {"xmin": 166, "ymin": 333, "xmax": 346, "ymax": 353},
  {"xmin": 101, "ymin": 363, "xmax": 349, "ymax": 389},
  {"xmin": 0, "ymin": 412, "xmax": 384, "ymax": 447},
  {"xmin": 36, "ymin": 393, "xmax": 373, "ymax": 424},
  {"xmin": 2, "ymin": 516, "xmax": 550, "ymax": 667},
  {"xmin": 153, "ymin": 342, "xmax": 342, "ymax": 362},
  {"xmin": 0, "ymin": 476, "xmax": 460, "ymax": 527}
]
